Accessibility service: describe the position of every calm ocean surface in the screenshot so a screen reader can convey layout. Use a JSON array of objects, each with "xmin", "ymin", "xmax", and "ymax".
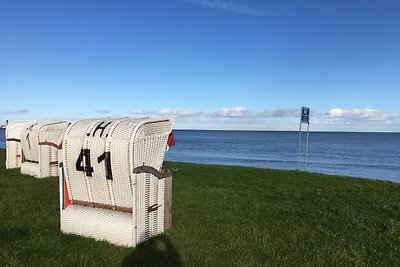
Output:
[
  {"xmin": 165, "ymin": 130, "xmax": 400, "ymax": 183},
  {"xmin": 0, "ymin": 129, "xmax": 399, "ymax": 183}
]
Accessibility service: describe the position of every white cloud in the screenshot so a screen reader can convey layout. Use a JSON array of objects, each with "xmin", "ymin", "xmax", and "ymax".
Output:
[
  {"xmin": 324, "ymin": 108, "xmax": 395, "ymax": 121},
  {"xmin": 270, "ymin": 108, "xmax": 299, "ymax": 117},
  {"xmin": 128, "ymin": 109, "xmax": 152, "ymax": 115},
  {"xmin": 158, "ymin": 108, "xmax": 199, "ymax": 117},
  {"xmin": 183, "ymin": 0, "xmax": 272, "ymax": 16},
  {"xmin": 128, "ymin": 108, "xmax": 200, "ymax": 117},
  {"xmin": 95, "ymin": 109, "xmax": 111, "ymax": 114},
  {"xmin": 0, "ymin": 109, "xmax": 29, "ymax": 115},
  {"xmin": 213, "ymin": 107, "xmax": 300, "ymax": 118},
  {"xmin": 123, "ymin": 106, "xmax": 399, "ymax": 131},
  {"xmin": 236, "ymin": 108, "xmax": 299, "ymax": 118},
  {"xmin": 128, "ymin": 107, "xmax": 299, "ymax": 119},
  {"xmin": 214, "ymin": 106, "xmax": 247, "ymax": 117}
]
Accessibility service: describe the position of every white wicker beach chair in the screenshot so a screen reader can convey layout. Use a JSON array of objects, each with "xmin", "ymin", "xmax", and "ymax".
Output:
[
  {"xmin": 20, "ymin": 120, "xmax": 69, "ymax": 178},
  {"xmin": 59, "ymin": 117, "xmax": 173, "ymax": 247},
  {"xmin": 5, "ymin": 120, "xmax": 37, "ymax": 169}
]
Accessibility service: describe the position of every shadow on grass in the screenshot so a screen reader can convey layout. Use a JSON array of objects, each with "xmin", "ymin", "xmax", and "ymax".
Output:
[
  {"xmin": 0, "ymin": 227, "xmax": 37, "ymax": 266},
  {"xmin": 122, "ymin": 234, "xmax": 180, "ymax": 267}
]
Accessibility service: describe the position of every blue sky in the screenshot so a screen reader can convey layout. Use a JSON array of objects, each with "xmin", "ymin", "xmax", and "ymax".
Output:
[{"xmin": 1, "ymin": 0, "xmax": 399, "ymax": 131}]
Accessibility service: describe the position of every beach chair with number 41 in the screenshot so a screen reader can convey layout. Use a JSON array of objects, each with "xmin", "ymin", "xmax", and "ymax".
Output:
[{"xmin": 59, "ymin": 117, "xmax": 175, "ymax": 247}]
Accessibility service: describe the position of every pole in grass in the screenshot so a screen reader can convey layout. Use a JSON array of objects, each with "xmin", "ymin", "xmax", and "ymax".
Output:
[
  {"xmin": 297, "ymin": 118, "xmax": 302, "ymax": 170},
  {"xmin": 304, "ymin": 118, "xmax": 310, "ymax": 171},
  {"xmin": 297, "ymin": 107, "xmax": 310, "ymax": 171}
]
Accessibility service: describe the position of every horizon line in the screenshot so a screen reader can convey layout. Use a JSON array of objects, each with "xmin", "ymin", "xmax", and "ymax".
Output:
[{"xmin": 172, "ymin": 128, "xmax": 400, "ymax": 133}]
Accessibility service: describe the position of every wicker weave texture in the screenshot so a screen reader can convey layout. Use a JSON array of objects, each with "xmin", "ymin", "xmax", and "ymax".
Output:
[
  {"xmin": 20, "ymin": 121, "xmax": 69, "ymax": 178},
  {"xmin": 5, "ymin": 120, "xmax": 36, "ymax": 169},
  {"xmin": 60, "ymin": 117, "xmax": 173, "ymax": 247},
  {"xmin": 61, "ymin": 205, "xmax": 134, "ymax": 247}
]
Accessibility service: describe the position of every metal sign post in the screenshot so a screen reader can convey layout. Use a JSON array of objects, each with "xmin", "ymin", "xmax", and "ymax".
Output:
[
  {"xmin": 297, "ymin": 120, "xmax": 302, "ymax": 170},
  {"xmin": 297, "ymin": 107, "xmax": 310, "ymax": 171}
]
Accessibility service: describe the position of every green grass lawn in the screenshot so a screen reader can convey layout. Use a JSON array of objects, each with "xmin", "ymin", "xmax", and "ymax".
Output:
[{"xmin": 0, "ymin": 149, "xmax": 399, "ymax": 266}]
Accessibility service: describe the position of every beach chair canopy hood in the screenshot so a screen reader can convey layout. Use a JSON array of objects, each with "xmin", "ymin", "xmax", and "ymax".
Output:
[
  {"xmin": 20, "ymin": 120, "xmax": 69, "ymax": 178},
  {"xmin": 5, "ymin": 120, "xmax": 36, "ymax": 169}
]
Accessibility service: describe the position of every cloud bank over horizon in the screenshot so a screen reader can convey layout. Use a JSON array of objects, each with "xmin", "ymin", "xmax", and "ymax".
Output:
[
  {"xmin": 324, "ymin": 108, "xmax": 397, "ymax": 121},
  {"xmin": 0, "ymin": 109, "xmax": 30, "ymax": 115},
  {"xmin": 123, "ymin": 106, "xmax": 400, "ymax": 131},
  {"xmin": 1, "ymin": 106, "xmax": 399, "ymax": 132},
  {"xmin": 95, "ymin": 109, "xmax": 111, "ymax": 114}
]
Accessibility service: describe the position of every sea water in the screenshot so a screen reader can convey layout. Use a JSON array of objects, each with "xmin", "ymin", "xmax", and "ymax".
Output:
[
  {"xmin": 1, "ymin": 129, "xmax": 399, "ymax": 182},
  {"xmin": 164, "ymin": 130, "xmax": 400, "ymax": 183}
]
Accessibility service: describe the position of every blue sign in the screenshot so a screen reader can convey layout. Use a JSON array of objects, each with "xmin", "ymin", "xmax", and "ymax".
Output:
[{"xmin": 301, "ymin": 107, "xmax": 310, "ymax": 123}]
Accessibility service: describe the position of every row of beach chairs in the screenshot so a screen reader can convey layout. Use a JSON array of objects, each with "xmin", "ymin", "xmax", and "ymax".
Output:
[{"xmin": 5, "ymin": 117, "xmax": 174, "ymax": 247}]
